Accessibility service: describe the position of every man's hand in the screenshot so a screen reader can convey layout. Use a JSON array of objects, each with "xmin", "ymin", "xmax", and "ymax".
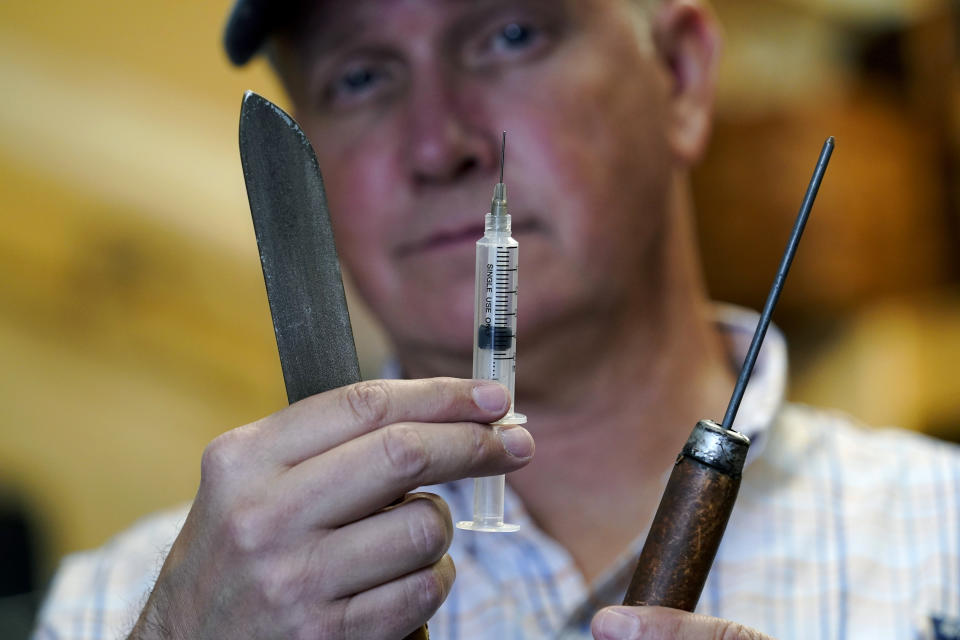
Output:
[
  {"xmin": 592, "ymin": 606, "xmax": 774, "ymax": 640},
  {"xmin": 128, "ymin": 378, "xmax": 533, "ymax": 640}
]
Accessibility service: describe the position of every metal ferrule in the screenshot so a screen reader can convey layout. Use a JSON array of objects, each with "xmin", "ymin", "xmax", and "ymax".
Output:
[
  {"xmin": 681, "ymin": 420, "xmax": 751, "ymax": 478},
  {"xmin": 490, "ymin": 182, "xmax": 508, "ymax": 217},
  {"xmin": 486, "ymin": 182, "xmax": 511, "ymax": 234}
]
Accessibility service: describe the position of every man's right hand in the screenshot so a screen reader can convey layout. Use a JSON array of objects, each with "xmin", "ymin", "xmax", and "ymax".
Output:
[{"xmin": 128, "ymin": 377, "xmax": 533, "ymax": 640}]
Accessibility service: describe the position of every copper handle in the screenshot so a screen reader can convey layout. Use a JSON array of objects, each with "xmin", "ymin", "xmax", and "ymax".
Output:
[
  {"xmin": 403, "ymin": 625, "xmax": 429, "ymax": 640},
  {"xmin": 623, "ymin": 420, "xmax": 749, "ymax": 611}
]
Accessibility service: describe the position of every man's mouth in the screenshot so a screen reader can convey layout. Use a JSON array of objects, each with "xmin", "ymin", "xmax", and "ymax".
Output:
[{"xmin": 396, "ymin": 219, "xmax": 544, "ymax": 258}]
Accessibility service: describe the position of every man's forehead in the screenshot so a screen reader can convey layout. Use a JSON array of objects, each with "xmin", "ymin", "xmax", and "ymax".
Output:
[
  {"xmin": 225, "ymin": 0, "xmax": 598, "ymax": 65},
  {"xmin": 288, "ymin": 0, "xmax": 562, "ymax": 45}
]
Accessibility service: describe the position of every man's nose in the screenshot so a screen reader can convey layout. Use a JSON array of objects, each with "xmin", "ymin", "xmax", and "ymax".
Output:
[{"xmin": 403, "ymin": 80, "xmax": 496, "ymax": 187}]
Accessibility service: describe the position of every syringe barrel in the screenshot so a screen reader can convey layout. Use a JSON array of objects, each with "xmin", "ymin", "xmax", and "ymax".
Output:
[
  {"xmin": 458, "ymin": 213, "xmax": 523, "ymax": 534},
  {"xmin": 472, "ymin": 224, "xmax": 520, "ymax": 419}
]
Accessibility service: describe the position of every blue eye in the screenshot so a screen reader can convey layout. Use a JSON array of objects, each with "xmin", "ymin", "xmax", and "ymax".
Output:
[
  {"xmin": 339, "ymin": 67, "xmax": 378, "ymax": 93},
  {"xmin": 495, "ymin": 22, "xmax": 538, "ymax": 50},
  {"xmin": 324, "ymin": 61, "xmax": 397, "ymax": 109},
  {"xmin": 464, "ymin": 16, "xmax": 554, "ymax": 69}
]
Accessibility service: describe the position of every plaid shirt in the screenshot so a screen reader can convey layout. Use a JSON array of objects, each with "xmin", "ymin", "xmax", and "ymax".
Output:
[{"xmin": 34, "ymin": 307, "xmax": 960, "ymax": 639}]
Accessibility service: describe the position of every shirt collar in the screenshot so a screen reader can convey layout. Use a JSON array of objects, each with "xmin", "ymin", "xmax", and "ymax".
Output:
[{"xmin": 712, "ymin": 303, "xmax": 788, "ymax": 463}]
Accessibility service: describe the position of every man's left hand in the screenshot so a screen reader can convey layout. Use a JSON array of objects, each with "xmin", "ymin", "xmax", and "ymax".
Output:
[{"xmin": 592, "ymin": 606, "xmax": 774, "ymax": 640}]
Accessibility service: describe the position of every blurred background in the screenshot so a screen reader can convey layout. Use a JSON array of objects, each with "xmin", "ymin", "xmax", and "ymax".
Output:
[{"xmin": 1, "ymin": 0, "xmax": 958, "ymax": 635}]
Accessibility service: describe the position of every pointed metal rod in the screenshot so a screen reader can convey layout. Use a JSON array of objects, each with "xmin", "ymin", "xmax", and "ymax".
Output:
[
  {"xmin": 500, "ymin": 131, "xmax": 506, "ymax": 184},
  {"xmin": 722, "ymin": 136, "xmax": 835, "ymax": 429}
]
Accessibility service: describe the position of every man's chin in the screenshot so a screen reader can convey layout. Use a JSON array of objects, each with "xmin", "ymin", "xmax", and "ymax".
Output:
[
  {"xmin": 385, "ymin": 309, "xmax": 474, "ymax": 362},
  {"xmin": 391, "ymin": 338, "xmax": 475, "ymax": 379}
]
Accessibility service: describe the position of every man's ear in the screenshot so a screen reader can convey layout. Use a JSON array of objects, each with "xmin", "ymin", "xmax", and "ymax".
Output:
[{"xmin": 651, "ymin": 0, "xmax": 722, "ymax": 165}]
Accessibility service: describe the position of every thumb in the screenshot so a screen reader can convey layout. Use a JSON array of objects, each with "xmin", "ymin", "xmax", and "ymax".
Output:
[{"xmin": 592, "ymin": 606, "xmax": 771, "ymax": 640}]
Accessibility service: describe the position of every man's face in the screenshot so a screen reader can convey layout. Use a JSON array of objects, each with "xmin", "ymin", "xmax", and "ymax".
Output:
[{"xmin": 278, "ymin": 0, "xmax": 677, "ymax": 359}]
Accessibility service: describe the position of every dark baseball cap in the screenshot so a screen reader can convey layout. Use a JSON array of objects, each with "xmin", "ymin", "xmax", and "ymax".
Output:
[{"xmin": 223, "ymin": 0, "xmax": 299, "ymax": 66}]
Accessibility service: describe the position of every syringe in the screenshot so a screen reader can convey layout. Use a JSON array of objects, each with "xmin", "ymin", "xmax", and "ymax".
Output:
[{"xmin": 457, "ymin": 132, "xmax": 526, "ymax": 533}]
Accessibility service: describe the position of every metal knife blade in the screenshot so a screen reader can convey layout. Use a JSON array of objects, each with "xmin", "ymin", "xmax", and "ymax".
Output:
[
  {"xmin": 239, "ymin": 90, "xmax": 361, "ymax": 403},
  {"xmin": 238, "ymin": 91, "xmax": 429, "ymax": 640}
]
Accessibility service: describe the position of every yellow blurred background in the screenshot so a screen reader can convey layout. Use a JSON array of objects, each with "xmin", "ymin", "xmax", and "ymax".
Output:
[{"xmin": 0, "ymin": 0, "xmax": 958, "ymax": 634}]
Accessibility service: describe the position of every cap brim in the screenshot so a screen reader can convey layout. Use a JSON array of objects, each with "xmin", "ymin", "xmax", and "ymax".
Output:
[{"xmin": 223, "ymin": 0, "xmax": 281, "ymax": 66}]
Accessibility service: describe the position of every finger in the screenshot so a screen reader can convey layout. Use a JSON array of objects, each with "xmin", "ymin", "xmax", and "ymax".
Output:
[
  {"xmin": 259, "ymin": 378, "xmax": 511, "ymax": 465},
  {"xmin": 591, "ymin": 606, "xmax": 771, "ymax": 640},
  {"xmin": 340, "ymin": 554, "xmax": 456, "ymax": 640},
  {"xmin": 318, "ymin": 493, "xmax": 453, "ymax": 599},
  {"xmin": 275, "ymin": 421, "xmax": 534, "ymax": 528}
]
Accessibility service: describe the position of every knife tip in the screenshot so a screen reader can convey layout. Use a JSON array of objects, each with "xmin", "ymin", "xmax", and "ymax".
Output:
[{"xmin": 242, "ymin": 90, "xmax": 263, "ymax": 107}]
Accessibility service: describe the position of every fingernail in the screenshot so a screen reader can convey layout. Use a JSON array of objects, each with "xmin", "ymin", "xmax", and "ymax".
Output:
[
  {"xmin": 472, "ymin": 383, "xmax": 508, "ymax": 412},
  {"xmin": 596, "ymin": 608, "xmax": 641, "ymax": 639},
  {"xmin": 499, "ymin": 426, "xmax": 534, "ymax": 459}
]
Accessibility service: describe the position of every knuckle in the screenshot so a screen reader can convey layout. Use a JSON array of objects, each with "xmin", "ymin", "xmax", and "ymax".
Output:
[
  {"xmin": 344, "ymin": 380, "xmax": 391, "ymax": 425},
  {"xmin": 422, "ymin": 493, "xmax": 453, "ymax": 526},
  {"xmin": 407, "ymin": 499, "xmax": 452, "ymax": 560},
  {"xmin": 254, "ymin": 563, "xmax": 295, "ymax": 609},
  {"xmin": 223, "ymin": 505, "xmax": 269, "ymax": 554},
  {"xmin": 307, "ymin": 601, "xmax": 347, "ymax": 640},
  {"xmin": 411, "ymin": 565, "xmax": 448, "ymax": 615},
  {"xmin": 430, "ymin": 376, "xmax": 466, "ymax": 406},
  {"xmin": 382, "ymin": 424, "xmax": 429, "ymax": 480},
  {"xmin": 337, "ymin": 593, "xmax": 371, "ymax": 640},
  {"xmin": 199, "ymin": 423, "xmax": 262, "ymax": 485},
  {"xmin": 714, "ymin": 620, "xmax": 762, "ymax": 640},
  {"xmin": 464, "ymin": 422, "xmax": 493, "ymax": 468},
  {"xmin": 200, "ymin": 431, "xmax": 243, "ymax": 482}
]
